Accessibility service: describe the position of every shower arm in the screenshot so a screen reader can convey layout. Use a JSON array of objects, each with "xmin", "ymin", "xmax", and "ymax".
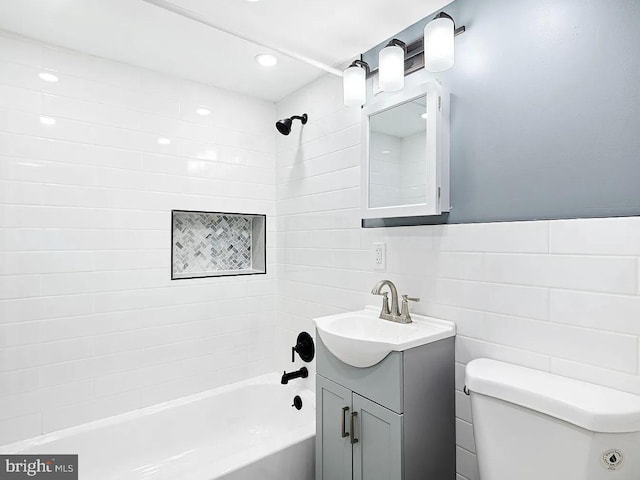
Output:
[{"xmin": 290, "ymin": 114, "xmax": 308, "ymax": 124}]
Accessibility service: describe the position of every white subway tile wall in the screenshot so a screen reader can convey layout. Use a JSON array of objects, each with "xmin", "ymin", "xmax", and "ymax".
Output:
[
  {"xmin": 275, "ymin": 75, "xmax": 640, "ymax": 480},
  {"xmin": 0, "ymin": 32, "xmax": 277, "ymax": 444}
]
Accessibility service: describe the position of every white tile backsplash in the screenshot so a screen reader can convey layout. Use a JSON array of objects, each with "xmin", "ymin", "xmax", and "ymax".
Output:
[
  {"xmin": 436, "ymin": 221, "xmax": 549, "ymax": 253},
  {"xmin": 483, "ymin": 254, "xmax": 638, "ymax": 294},
  {"xmin": 550, "ymin": 290, "xmax": 640, "ymax": 334},
  {"xmin": 550, "ymin": 217, "xmax": 640, "ymax": 255},
  {"xmin": 0, "ymin": 32, "xmax": 275, "ymax": 444},
  {"xmin": 275, "ymin": 73, "xmax": 640, "ymax": 479},
  {"xmin": 482, "ymin": 313, "xmax": 638, "ymax": 373}
]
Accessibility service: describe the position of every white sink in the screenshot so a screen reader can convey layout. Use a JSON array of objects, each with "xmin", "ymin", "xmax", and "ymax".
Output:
[{"xmin": 313, "ymin": 306, "xmax": 455, "ymax": 368}]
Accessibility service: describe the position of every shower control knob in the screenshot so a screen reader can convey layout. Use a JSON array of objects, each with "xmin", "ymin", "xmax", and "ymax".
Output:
[
  {"xmin": 292, "ymin": 395, "xmax": 303, "ymax": 410},
  {"xmin": 291, "ymin": 331, "xmax": 315, "ymax": 363}
]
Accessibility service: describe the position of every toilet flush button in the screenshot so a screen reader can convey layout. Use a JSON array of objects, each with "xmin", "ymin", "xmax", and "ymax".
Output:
[{"xmin": 601, "ymin": 449, "xmax": 624, "ymax": 471}]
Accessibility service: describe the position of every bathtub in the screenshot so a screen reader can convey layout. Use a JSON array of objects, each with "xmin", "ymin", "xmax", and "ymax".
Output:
[{"xmin": 0, "ymin": 373, "xmax": 315, "ymax": 480}]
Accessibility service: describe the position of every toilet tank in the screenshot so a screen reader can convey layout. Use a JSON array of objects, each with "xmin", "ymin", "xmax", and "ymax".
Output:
[{"xmin": 465, "ymin": 359, "xmax": 640, "ymax": 480}]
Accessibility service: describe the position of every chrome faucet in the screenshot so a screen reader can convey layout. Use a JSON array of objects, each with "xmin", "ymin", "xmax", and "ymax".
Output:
[{"xmin": 371, "ymin": 280, "xmax": 420, "ymax": 324}]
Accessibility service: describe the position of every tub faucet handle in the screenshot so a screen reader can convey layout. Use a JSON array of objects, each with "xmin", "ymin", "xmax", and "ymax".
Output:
[{"xmin": 291, "ymin": 332, "xmax": 315, "ymax": 363}]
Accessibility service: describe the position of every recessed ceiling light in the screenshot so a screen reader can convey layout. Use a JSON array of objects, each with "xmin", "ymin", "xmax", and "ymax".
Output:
[
  {"xmin": 157, "ymin": 137, "xmax": 172, "ymax": 145},
  {"xmin": 246, "ymin": 0, "xmax": 260, "ymax": 2},
  {"xmin": 196, "ymin": 107, "xmax": 211, "ymax": 116},
  {"xmin": 39, "ymin": 116, "xmax": 56, "ymax": 126},
  {"xmin": 255, "ymin": 53, "xmax": 278, "ymax": 67},
  {"xmin": 421, "ymin": 113, "xmax": 428, "ymax": 119},
  {"xmin": 38, "ymin": 72, "xmax": 59, "ymax": 83}
]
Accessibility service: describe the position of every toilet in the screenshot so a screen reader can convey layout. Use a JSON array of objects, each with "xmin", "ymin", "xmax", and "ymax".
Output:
[{"xmin": 465, "ymin": 359, "xmax": 640, "ymax": 480}]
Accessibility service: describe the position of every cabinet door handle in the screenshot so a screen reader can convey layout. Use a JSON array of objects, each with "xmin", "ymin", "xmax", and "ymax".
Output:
[
  {"xmin": 341, "ymin": 406, "xmax": 350, "ymax": 438},
  {"xmin": 350, "ymin": 412, "xmax": 359, "ymax": 444}
]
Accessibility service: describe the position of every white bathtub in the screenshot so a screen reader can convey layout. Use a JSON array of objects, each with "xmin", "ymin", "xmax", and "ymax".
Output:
[{"xmin": 0, "ymin": 373, "xmax": 315, "ymax": 480}]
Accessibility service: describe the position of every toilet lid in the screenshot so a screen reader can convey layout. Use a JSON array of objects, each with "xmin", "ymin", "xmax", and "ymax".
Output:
[{"xmin": 465, "ymin": 359, "xmax": 640, "ymax": 433}]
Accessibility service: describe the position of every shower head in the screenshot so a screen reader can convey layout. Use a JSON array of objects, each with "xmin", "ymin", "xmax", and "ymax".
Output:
[
  {"xmin": 276, "ymin": 118, "xmax": 293, "ymax": 135},
  {"xmin": 276, "ymin": 113, "xmax": 308, "ymax": 135}
]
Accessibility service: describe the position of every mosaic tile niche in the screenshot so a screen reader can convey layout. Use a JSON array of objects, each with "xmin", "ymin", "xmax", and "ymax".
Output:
[{"xmin": 171, "ymin": 210, "xmax": 266, "ymax": 279}]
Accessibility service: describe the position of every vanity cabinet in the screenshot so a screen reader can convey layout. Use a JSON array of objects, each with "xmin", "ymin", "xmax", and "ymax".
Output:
[
  {"xmin": 315, "ymin": 336, "xmax": 455, "ymax": 480},
  {"xmin": 317, "ymin": 376, "xmax": 403, "ymax": 480},
  {"xmin": 317, "ymin": 376, "xmax": 353, "ymax": 480}
]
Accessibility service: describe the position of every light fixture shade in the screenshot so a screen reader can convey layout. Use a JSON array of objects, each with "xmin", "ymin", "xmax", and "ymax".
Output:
[
  {"xmin": 343, "ymin": 65, "xmax": 367, "ymax": 107},
  {"xmin": 378, "ymin": 45, "xmax": 405, "ymax": 92},
  {"xmin": 424, "ymin": 16, "xmax": 455, "ymax": 72}
]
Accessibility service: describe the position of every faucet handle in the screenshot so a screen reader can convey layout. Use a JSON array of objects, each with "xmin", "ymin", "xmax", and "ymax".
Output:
[
  {"xmin": 400, "ymin": 295, "xmax": 420, "ymax": 322},
  {"xmin": 372, "ymin": 291, "xmax": 391, "ymax": 316},
  {"xmin": 402, "ymin": 295, "xmax": 420, "ymax": 303},
  {"xmin": 381, "ymin": 292, "xmax": 391, "ymax": 314}
]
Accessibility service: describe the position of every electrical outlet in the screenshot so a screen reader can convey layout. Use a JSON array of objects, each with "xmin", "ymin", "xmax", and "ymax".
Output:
[{"xmin": 373, "ymin": 242, "xmax": 386, "ymax": 270}]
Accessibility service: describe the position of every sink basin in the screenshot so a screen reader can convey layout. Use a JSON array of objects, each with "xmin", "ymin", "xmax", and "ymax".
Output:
[{"xmin": 313, "ymin": 305, "xmax": 455, "ymax": 368}]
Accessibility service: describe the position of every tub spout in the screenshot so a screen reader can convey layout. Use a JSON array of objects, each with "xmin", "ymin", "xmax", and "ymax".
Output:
[{"xmin": 281, "ymin": 367, "xmax": 308, "ymax": 384}]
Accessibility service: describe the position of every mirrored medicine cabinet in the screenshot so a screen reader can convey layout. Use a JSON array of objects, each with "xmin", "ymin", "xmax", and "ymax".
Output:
[{"xmin": 361, "ymin": 81, "xmax": 450, "ymax": 226}]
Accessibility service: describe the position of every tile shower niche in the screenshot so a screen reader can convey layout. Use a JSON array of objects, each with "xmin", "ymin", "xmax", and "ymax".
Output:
[{"xmin": 171, "ymin": 210, "xmax": 266, "ymax": 279}]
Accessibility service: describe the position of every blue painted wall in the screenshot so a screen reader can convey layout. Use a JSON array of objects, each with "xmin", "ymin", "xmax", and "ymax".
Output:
[{"xmin": 364, "ymin": 0, "xmax": 640, "ymax": 223}]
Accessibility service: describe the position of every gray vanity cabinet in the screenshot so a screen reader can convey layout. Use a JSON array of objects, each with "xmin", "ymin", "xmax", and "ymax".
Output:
[
  {"xmin": 317, "ymin": 377, "xmax": 403, "ymax": 480},
  {"xmin": 315, "ymin": 336, "xmax": 455, "ymax": 480},
  {"xmin": 317, "ymin": 375, "xmax": 353, "ymax": 480},
  {"xmin": 352, "ymin": 393, "xmax": 403, "ymax": 480}
]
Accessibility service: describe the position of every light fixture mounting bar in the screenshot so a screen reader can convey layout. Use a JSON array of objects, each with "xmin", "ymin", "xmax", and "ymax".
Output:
[
  {"xmin": 386, "ymin": 39, "xmax": 407, "ymax": 52},
  {"xmin": 141, "ymin": 0, "xmax": 343, "ymax": 77},
  {"xmin": 350, "ymin": 59, "xmax": 371, "ymax": 74},
  {"xmin": 434, "ymin": 12, "xmax": 466, "ymax": 36}
]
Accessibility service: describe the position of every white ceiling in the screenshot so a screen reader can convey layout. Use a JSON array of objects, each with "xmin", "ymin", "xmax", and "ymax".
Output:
[{"xmin": 0, "ymin": 0, "xmax": 452, "ymax": 102}]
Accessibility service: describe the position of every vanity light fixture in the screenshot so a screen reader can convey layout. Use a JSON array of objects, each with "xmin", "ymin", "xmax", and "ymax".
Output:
[
  {"xmin": 343, "ymin": 59, "xmax": 370, "ymax": 107},
  {"xmin": 342, "ymin": 12, "xmax": 465, "ymax": 106},
  {"xmin": 379, "ymin": 39, "xmax": 406, "ymax": 92},
  {"xmin": 424, "ymin": 12, "xmax": 465, "ymax": 73}
]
